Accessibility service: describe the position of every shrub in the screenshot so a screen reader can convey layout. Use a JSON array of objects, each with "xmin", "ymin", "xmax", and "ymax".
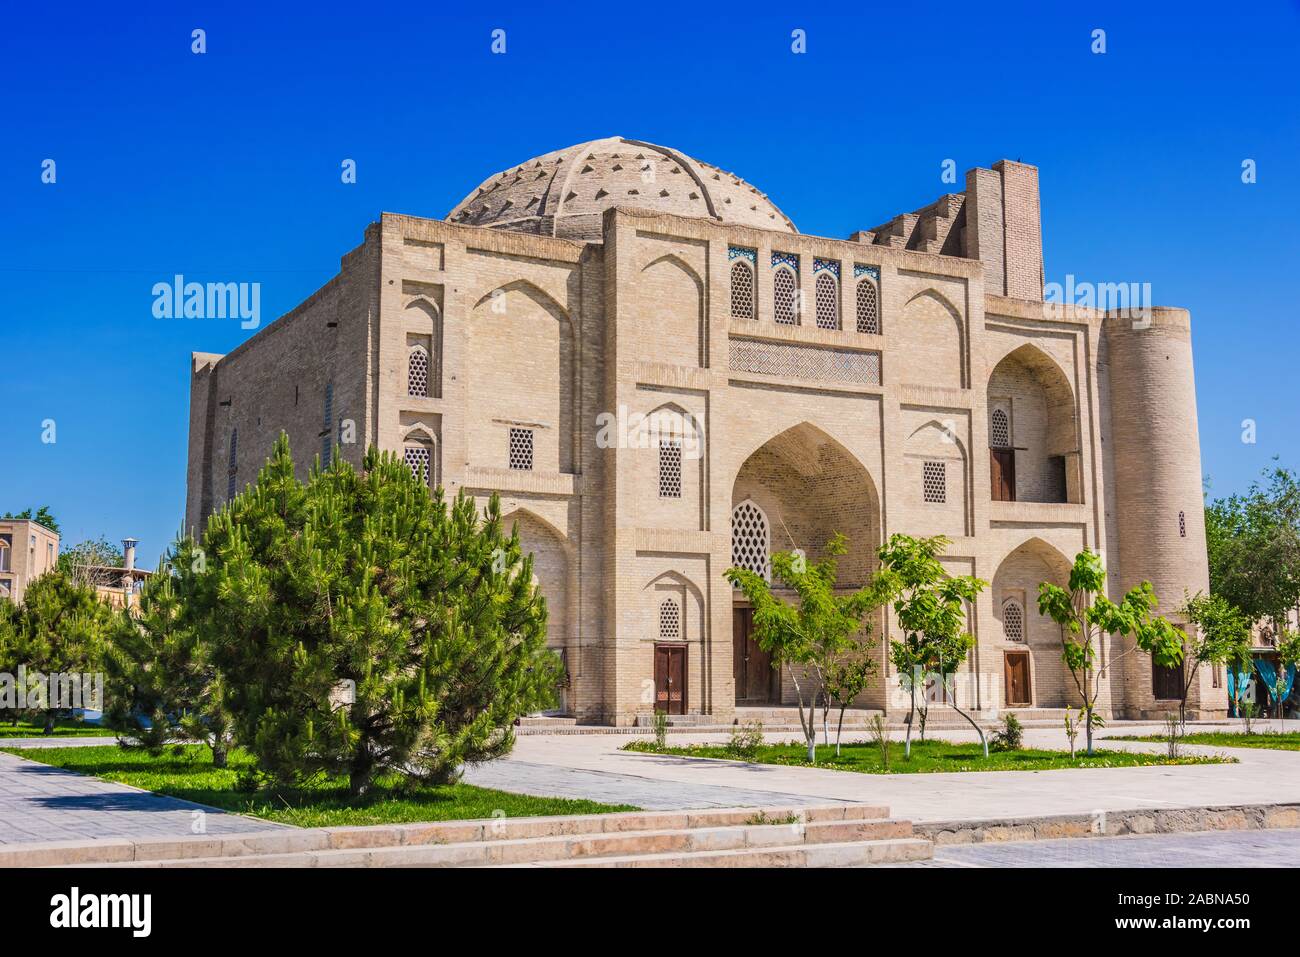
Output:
[
  {"xmin": 989, "ymin": 712, "xmax": 1024, "ymax": 752},
  {"xmin": 867, "ymin": 714, "xmax": 891, "ymax": 770},
  {"xmin": 652, "ymin": 710, "xmax": 668, "ymax": 750},
  {"xmin": 726, "ymin": 720, "xmax": 764, "ymax": 760}
]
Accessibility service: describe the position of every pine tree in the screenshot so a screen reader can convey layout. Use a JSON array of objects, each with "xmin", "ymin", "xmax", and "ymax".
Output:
[
  {"xmin": 0, "ymin": 572, "xmax": 113, "ymax": 733},
  {"xmin": 195, "ymin": 434, "xmax": 560, "ymax": 795},
  {"xmin": 105, "ymin": 538, "xmax": 234, "ymax": 765}
]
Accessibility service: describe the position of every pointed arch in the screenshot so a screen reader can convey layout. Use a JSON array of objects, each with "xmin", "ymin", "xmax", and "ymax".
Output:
[
  {"xmin": 901, "ymin": 288, "xmax": 965, "ymax": 388},
  {"xmin": 472, "ymin": 278, "xmax": 572, "ymax": 329},
  {"xmin": 987, "ymin": 343, "xmax": 1080, "ymax": 503},
  {"xmin": 639, "ymin": 253, "xmax": 704, "ymax": 367},
  {"xmin": 641, "ymin": 251, "xmax": 704, "ymax": 292}
]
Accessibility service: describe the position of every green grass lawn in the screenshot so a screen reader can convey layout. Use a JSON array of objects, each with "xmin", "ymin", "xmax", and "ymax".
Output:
[
  {"xmin": 1109, "ymin": 730, "xmax": 1300, "ymax": 751},
  {"xmin": 0, "ymin": 744, "xmax": 637, "ymax": 827},
  {"xmin": 0, "ymin": 720, "xmax": 118, "ymax": 738},
  {"xmin": 622, "ymin": 738, "xmax": 1236, "ymax": 774}
]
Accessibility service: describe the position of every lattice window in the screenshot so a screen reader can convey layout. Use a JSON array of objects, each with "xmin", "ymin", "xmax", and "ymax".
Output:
[
  {"xmin": 856, "ymin": 280, "xmax": 879, "ymax": 334},
  {"xmin": 658, "ymin": 439, "xmax": 682, "ymax": 498},
  {"xmin": 731, "ymin": 500, "xmax": 771, "ymax": 582},
  {"xmin": 226, "ymin": 428, "xmax": 238, "ymax": 501},
  {"xmin": 508, "ymin": 427, "xmax": 534, "ymax": 471},
  {"xmin": 730, "ymin": 260, "xmax": 755, "ymax": 320},
  {"xmin": 773, "ymin": 267, "xmax": 798, "ymax": 325},
  {"xmin": 1003, "ymin": 599, "xmax": 1024, "ymax": 642},
  {"xmin": 404, "ymin": 444, "xmax": 432, "ymax": 487},
  {"xmin": 659, "ymin": 598, "xmax": 681, "ymax": 641},
  {"xmin": 408, "ymin": 346, "xmax": 430, "ymax": 397},
  {"xmin": 814, "ymin": 272, "xmax": 839, "ymax": 330},
  {"xmin": 1179, "ymin": 510, "xmax": 1186, "ymax": 538},
  {"xmin": 922, "ymin": 461, "xmax": 946, "ymax": 503},
  {"xmin": 991, "ymin": 408, "xmax": 1010, "ymax": 448}
]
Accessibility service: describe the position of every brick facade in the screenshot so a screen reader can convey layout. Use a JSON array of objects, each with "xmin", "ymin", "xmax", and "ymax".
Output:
[{"xmin": 186, "ymin": 137, "xmax": 1220, "ymax": 725}]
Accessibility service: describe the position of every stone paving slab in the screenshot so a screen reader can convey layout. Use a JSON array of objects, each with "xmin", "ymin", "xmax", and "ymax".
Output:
[
  {"xmin": 464, "ymin": 760, "xmax": 841, "ymax": 810},
  {"xmin": 0, "ymin": 752, "xmax": 286, "ymax": 845}
]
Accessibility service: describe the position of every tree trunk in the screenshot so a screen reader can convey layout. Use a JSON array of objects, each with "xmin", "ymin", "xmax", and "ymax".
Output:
[
  {"xmin": 944, "ymin": 677, "xmax": 988, "ymax": 757},
  {"xmin": 835, "ymin": 706, "xmax": 846, "ymax": 757},
  {"xmin": 212, "ymin": 741, "xmax": 228, "ymax": 769},
  {"xmin": 43, "ymin": 710, "xmax": 55, "ymax": 736},
  {"xmin": 905, "ymin": 684, "xmax": 915, "ymax": 758},
  {"xmin": 349, "ymin": 745, "xmax": 374, "ymax": 798},
  {"xmin": 1084, "ymin": 707, "xmax": 1095, "ymax": 756}
]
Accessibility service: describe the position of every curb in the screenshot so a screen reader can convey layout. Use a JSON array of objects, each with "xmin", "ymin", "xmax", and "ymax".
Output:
[{"xmin": 913, "ymin": 802, "xmax": 1300, "ymax": 845}]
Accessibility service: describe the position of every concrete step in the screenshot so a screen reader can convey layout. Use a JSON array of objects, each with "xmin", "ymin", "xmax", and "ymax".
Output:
[
  {"xmin": 7, "ymin": 803, "xmax": 893, "ymax": 867},
  {"xmin": 525, "ymin": 838, "xmax": 934, "ymax": 868},
  {"xmin": 100, "ymin": 818, "xmax": 920, "ymax": 869}
]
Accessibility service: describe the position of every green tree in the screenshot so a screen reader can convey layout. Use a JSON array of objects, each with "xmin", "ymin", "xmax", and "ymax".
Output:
[
  {"xmin": 824, "ymin": 653, "xmax": 875, "ymax": 756},
  {"xmin": 1038, "ymin": 550, "xmax": 1185, "ymax": 755},
  {"xmin": 193, "ymin": 434, "xmax": 561, "ymax": 796},
  {"xmin": 1177, "ymin": 591, "xmax": 1252, "ymax": 729},
  {"xmin": 876, "ymin": 534, "xmax": 987, "ymax": 757},
  {"xmin": 0, "ymin": 572, "xmax": 112, "ymax": 732},
  {"xmin": 3, "ymin": 506, "xmax": 60, "ymax": 534},
  {"xmin": 1271, "ymin": 631, "xmax": 1300, "ymax": 729},
  {"xmin": 1205, "ymin": 464, "xmax": 1300, "ymax": 637},
  {"xmin": 726, "ymin": 533, "xmax": 885, "ymax": 764},
  {"xmin": 104, "ymin": 540, "xmax": 234, "ymax": 766}
]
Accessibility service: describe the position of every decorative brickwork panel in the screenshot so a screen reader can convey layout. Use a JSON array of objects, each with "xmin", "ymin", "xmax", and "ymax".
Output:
[{"xmin": 729, "ymin": 338, "xmax": 881, "ymax": 385}]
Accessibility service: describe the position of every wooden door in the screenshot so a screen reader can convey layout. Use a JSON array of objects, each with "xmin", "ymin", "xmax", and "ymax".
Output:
[
  {"xmin": 1004, "ymin": 652, "xmax": 1031, "ymax": 707},
  {"xmin": 733, "ymin": 608, "xmax": 776, "ymax": 704},
  {"xmin": 990, "ymin": 449, "xmax": 1016, "ymax": 502},
  {"xmin": 654, "ymin": 644, "xmax": 686, "ymax": 715}
]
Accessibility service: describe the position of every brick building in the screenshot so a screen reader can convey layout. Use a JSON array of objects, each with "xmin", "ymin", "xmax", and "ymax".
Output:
[{"xmin": 185, "ymin": 137, "xmax": 1218, "ymax": 724}]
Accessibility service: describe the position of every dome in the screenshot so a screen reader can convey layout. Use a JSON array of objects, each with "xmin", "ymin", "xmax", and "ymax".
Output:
[{"xmin": 446, "ymin": 137, "xmax": 796, "ymax": 241}]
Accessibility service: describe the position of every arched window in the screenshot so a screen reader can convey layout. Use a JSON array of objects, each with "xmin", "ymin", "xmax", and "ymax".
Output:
[
  {"xmin": 814, "ymin": 272, "xmax": 839, "ymax": 330},
  {"xmin": 408, "ymin": 346, "xmax": 430, "ymax": 397},
  {"xmin": 731, "ymin": 500, "xmax": 771, "ymax": 582},
  {"xmin": 0, "ymin": 539, "xmax": 10, "ymax": 574},
  {"xmin": 773, "ymin": 267, "xmax": 798, "ymax": 325},
  {"xmin": 856, "ymin": 279, "xmax": 879, "ymax": 334},
  {"xmin": 226, "ymin": 429, "xmax": 238, "ymax": 500},
  {"xmin": 990, "ymin": 408, "xmax": 1010, "ymax": 448},
  {"xmin": 659, "ymin": 598, "xmax": 681, "ymax": 641},
  {"xmin": 730, "ymin": 260, "xmax": 755, "ymax": 320},
  {"xmin": 1002, "ymin": 599, "xmax": 1025, "ymax": 642},
  {"xmin": 404, "ymin": 443, "xmax": 433, "ymax": 487}
]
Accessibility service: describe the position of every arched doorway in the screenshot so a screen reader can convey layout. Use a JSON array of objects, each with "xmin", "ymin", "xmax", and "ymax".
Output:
[
  {"xmin": 729, "ymin": 423, "xmax": 882, "ymax": 706},
  {"xmin": 991, "ymin": 539, "xmax": 1074, "ymax": 708}
]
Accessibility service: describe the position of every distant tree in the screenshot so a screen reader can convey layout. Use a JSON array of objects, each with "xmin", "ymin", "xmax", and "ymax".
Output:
[
  {"xmin": 58, "ymin": 536, "xmax": 125, "ymax": 588},
  {"xmin": 105, "ymin": 541, "xmax": 234, "ymax": 766},
  {"xmin": 0, "ymin": 572, "xmax": 113, "ymax": 733},
  {"xmin": 1038, "ymin": 550, "xmax": 1185, "ymax": 755},
  {"xmin": 876, "ymin": 534, "xmax": 987, "ymax": 757},
  {"xmin": 727, "ymin": 533, "xmax": 886, "ymax": 764},
  {"xmin": 1178, "ymin": 591, "xmax": 1252, "ymax": 729},
  {"xmin": 1205, "ymin": 464, "xmax": 1300, "ymax": 636},
  {"xmin": 3, "ymin": 506, "xmax": 60, "ymax": 534},
  {"xmin": 193, "ymin": 434, "xmax": 561, "ymax": 795}
]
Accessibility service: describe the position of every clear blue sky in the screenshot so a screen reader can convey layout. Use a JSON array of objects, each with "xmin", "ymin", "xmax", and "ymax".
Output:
[{"xmin": 3, "ymin": 1, "xmax": 1298, "ymax": 566}]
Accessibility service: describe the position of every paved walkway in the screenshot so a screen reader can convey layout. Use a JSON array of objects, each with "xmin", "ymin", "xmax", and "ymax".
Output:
[
  {"xmin": 921, "ymin": 827, "xmax": 1300, "ymax": 867},
  {"xmin": 463, "ymin": 722, "xmax": 1300, "ymax": 821},
  {"xmin": 0, "ymin": 751, "xmax": 284, "ymax": 844}
]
